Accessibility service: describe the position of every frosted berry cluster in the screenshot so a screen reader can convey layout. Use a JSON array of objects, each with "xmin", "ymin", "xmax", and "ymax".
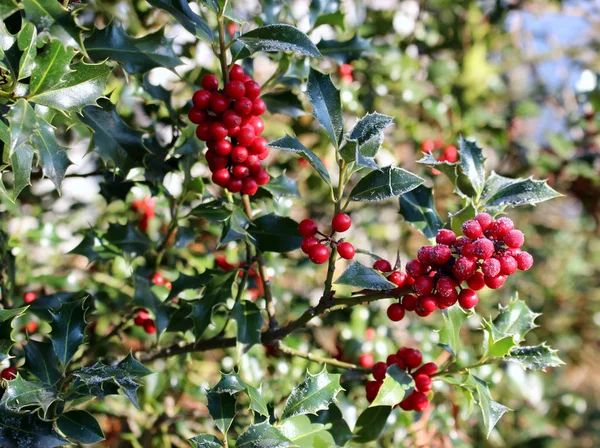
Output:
[
  {"xmin": 365, "ymin": 347, "xmax": 437, "ymax": 412},
  {"xmin": 298, "ymin": 213, "xmax": 356, "ymax": 264},
  {"xmin": 389, "ymin": 213, "xmax": 533, "ymax": 319},
  {"xmin": 189, "ymin": 64, "xmax": 269, "ymax": 195}
]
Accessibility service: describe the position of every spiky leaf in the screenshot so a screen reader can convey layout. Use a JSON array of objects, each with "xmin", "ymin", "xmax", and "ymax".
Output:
[{"xmin": 282, "ymin": 369, "xmax": 343, "ymax": 420}]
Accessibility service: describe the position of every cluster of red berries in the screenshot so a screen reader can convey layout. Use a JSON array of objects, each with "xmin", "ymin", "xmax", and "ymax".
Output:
[
  {"xmin": 389, "ymin": 213, "xmax": 533, "ymax": 319},
  {"xmin": 368, "ymin": 259, "xmax": 415, "ymax": 322},
  {"xmin": 421, "ymin": 139, "xmax": 458, "ymax": 175},
  {"xmin": 215, "ymin": 254, "xmax": 264, "ymax": 300},
  {"xmin": 133, "ymin": 273, "xmax": 171, "ymax": 334},
  {"xmin": 338, "ymin": 63, "xmax": 353, "ymax": 83},
  {"xmin": 189, "ymin": 65, "xmax": 270, "ymax": 195},
  {"xmin": 298, "ymin": 214, "xmax": 356, "ymax": 264},
  {"xmin": 1, "ymin": 366, "xmax": 17, "ymax": 381},
  {"xmin": 365, "ymin": 347, "xmax": 436, "ymax": 412},
  {"xmin": 131, "ymin": 197, "xmax": 156, "ymax": 232}
]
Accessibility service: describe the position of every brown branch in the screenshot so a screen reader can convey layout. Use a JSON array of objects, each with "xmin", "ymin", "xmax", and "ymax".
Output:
[{"xmin": 277, "ymin": 343, "xmax": 369, "ymax": 372}]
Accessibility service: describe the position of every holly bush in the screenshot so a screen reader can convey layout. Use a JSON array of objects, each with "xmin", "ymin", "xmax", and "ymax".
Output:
[{"xmin": 0, "ymin": 0, "xmax": 597, "ymax": 447}]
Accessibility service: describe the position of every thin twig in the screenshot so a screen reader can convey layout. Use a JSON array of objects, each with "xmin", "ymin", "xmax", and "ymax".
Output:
[{"xmin": 277, "ymin": 343, "xmax": 369, "ymax": 372}]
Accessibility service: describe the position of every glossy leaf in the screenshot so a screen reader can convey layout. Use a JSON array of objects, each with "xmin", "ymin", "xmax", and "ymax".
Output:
[
  {"xmin": 485, "ymin": 296, "xmax": 540, "ymax": 344},
  {"xmin": 232, "ymin": 300, "xmax": 264, "ymax": 357},
  {"xmin": 236, "ymin": 421, "xmax": 295, "ymax": 448},
  {"xmin": 458, "ymin": 137, "xmax": 486, "ymax": 198},
  {"xmin": 31, "ymin": 115, "xmax": 72, "ymax": 192},
  {"xmin": 237, "ymin": 24, "xmax": 322, "ymax": 57},
  {"xmin": 17, "ymin": 22, "xmax": 36, "ymax": 80},
  {"xmin": 279, "ymin": 415, "xmax": 336, "ymax": 448},
  {"xmin": 0, "ymin": 375, "xmax": 58, "ymax": 416},
  {"xmin": 437, "ymin": 305, "xmax": 469, "ymax": 358},
  {"xmin": 261, "ymin": 174, "xmax": 300, "ymax": 197},
  {"xmin": 399, "ymin": 185, "xmax": 444, "ymax": 239},
  {"xmin": 341, "ymin": 112, "xmax": 393, "ymax": 168},
  {"xmin": 417, "ymin": 153, "xmax": 459, "ymax": 184},
  {"xmin": 147, "ymin": 0, "xmax": 213, "ymax": 42},
  {"xmin": 249, "ymin": 213, "xmax": 303, "ymax": 253},
  {"xmin": 0, "ymin": 307, "xmax": 26, "ymax": 363},
  {"xmin": 57, "ymin": 410, "xmax": 105, "ymax": 444},
  {"xmin": 23, "ymin": 340, "xmax": 61, "ymax": 386},
  {"xmin": 28, "ymin": 40, "xmax": 76, "ymax": 97},
  {"xmin": 334, "ymin": 261, "xmax": 397, "ymax": 290},
  {"xmin": 352, "ymin": 405, "xmax": 391, "ymax": 443},
  {"xmin": 86, "ymin": 24, "xmax": 182, "ymax": 74},
  {"xmin": 317, "ymin": 35, "xmax": 373, "ymax": 63},
  {"xmin": 21, "ymin": 0, "xmax": 83, "ymax": 49},
  {"xmin": 207, "ymin": 391, "xmax": 237, "ymax": 436},
  {"xmin": 220, "ymin": 208, "xmax": 250, "ymax": 246},
  {"xmin": 0, "ymin": 143, "xmax": 34, "ymax": 202},
  {"xmin": 306, "ymin": 68, "xmax": 343, "ymax": 148},
  {"xmin": 262, "ymin": 91, "xmax": 306, "ymax": 118},
  {"xmin": 105, "ymin": 223, "xmax": 150, "ymax": 256},
  {"xmin": 349, "ymin": 166, "xmax": 424, "ymax": 202},
  {"xmin": 190, "ymin": 271, "xmax": 237, "ymax": 338},
  {"xmin": 0, "ymin": 406, "xmax": 69, "ymax": 448},
  {"xmin": 472, "ymin": 376, "xmax": 511, "ymax": 438},
  {"xmin": 211, "ymin": 372, "xmax": 269, "ymax": 417},
  {"xmin": 371, "ymin": 364, "xmax": 414, "ymax": 407},
  {"xmin": 282, "ymin": 368, "xmax": 343, "ymax": 419},
  {"xmin": 268, "ymin": 135, "xmax": 330, "ymax": 185},
  {"xmin": 189, "ymin": 434, "xmax": 224, "ymax": 448},
  {"xmin": 167, "ymin": 270, "xmax": 214, "ymax": 300},
  {"xmin": 5, "ymin": 98, "xmax": 35, "ymax": 158},
  {"xmin": 310, "ymin": 404, "xmax": 353, "ymax": 447},
  {"xmin": 50, "ymin": 298, "xmax": 88, "ymax": 367},
  {"xmin": 506, "ymin": 344, "xmax": 564, "ymax": 371}
]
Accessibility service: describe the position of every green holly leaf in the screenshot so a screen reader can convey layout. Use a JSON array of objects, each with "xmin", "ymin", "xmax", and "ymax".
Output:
[
  {"xmin": 470, "ymin": 375, "xmax": 511, "ymax": 438},
  {"xmin": 417, "ymin": 153, "xmax": 459, "ymax": 185},
  {"xmin": 237, "ymin": 24, "xmax": 322, "ymax": 58},
  {"xmin": 484, "ymin": 296, "xmax": 540, "ymax": 345},
  {"xmin": 335, "ymin": 261, "xmax": 397, "ymax": 290},
  {"xmin": 249, "ymin": 213, "xmax": 303, "ymax": 253},
  {"xmin": 232, "ymin": 300, "xmax": 264, "ymax": 357},
  {"xmin": 0, "ymin": 375, "xmax": 58, "ymax": 416},
  {"xmin": 0, "ymin": 406, "xmax": 69, "ymax": 448},
  {"xmin": 207, "ymin": 391, "xmax": 237, "ymax": 436},
  {"xmin": 24, "ymin": 340, "xmax": 61, "ymax": 386},
  {"xmin": 17, "ymin": 22, "xmax": 36, "ymax": 81},
  {"xmin": 371, "ymin": 364, "xmax": 414, "ymax": 407},
  {"xmin": 316, "ymin": 35, "xmax": 373, "ymax": 64},
  {"xmin": 437, "ymin": 305, "xmax": 469, "ymax": 358},
  {"xmin": 167, "ymin": 270, "xmax": 214, "ymax": 300},
  {"xmin": 268, "ymin": 135, "xmax": 331, "ymax": 185},
  {"xmin": 341, "ymin": 112, "xmax": 393, "ymax": 169},
  {"xmin": 261, "ymin": 174, "xmax": 300, "ymax": 198},
  {"xmin": 220, "ymin": 208, "xmax": 250, "ymax": 246},
  {"xmin": 56, "ymin": 410, "xmax": 105, "ymax": 444},
  {"xmin": 282, "ymin": 368, "xmax": 343, "ymax": 420},
  {"xmin": 28, "ymin": 40, "xmax": 77, "ymax": 98},
  {"xmin": 310, "ymin": 404, "xmax": 353, "ymax": 447},
  {"xmin": 133, "ymin": 275, "xmax": 174, "ymax": 335},
  {"xmin": 279, "ymin": 415, "xmax": 336, "ymax": 448},
  {"xmin": 31, "ymin": 115, "xmax": 72, "ymax": 192},
  {"xmin": 306, "ymin": 68, "xmax": 343, "ymax": 148},
  {"xmin": 104, "ymin": 223, "xmax": 150, "ymax": 257},
  {"xmin": 236, "ymin": 421, "xmax": 295, "ymax": 448},
  {"xmin": 262, "ymin": 91, "xmax": 306, "ymax": 118},
  {"xmin": 458, "ymin": 137, "xmax": 486, "ymax": 198},
  {"xmin": 81, "ymin": 98, "xmax": 147, "ymax": 174},
  {"xmin": 147, "ymin": 0, "xmax": 213, "ymax": 43},
  {"xmin": 506, "ymin": 344, "xmax": 564, "ymax": 371},
  {"xmin": 0, "ymin": 307, "xmax": 26, "ymax": 363},
  {"xmin": 480, "ymin": 171, "xmax": 561, "ymax": 213},
  {"xmin": 69, "ymin": 232, "xmax": 114, "ymax": 263},
  {"xmin": 0, "ymin": 142, "xmax": 34, "ymax": 202},
  {"xmin": 399, "ymin": 185, "xmax": 444, "ymax": 240},
  {"xmin": 352, "ymin": 405, "xmax": 392, "ymax": 443},
  {"xmin": 349, "ymin": 166, "xmax": 424, "ymax": 202},
  {"xmin": 190, "ymin": 271, "xmax": 237, "ymax": 339},
  {"xmin": 211, "ymin": 372, "xmax": 269, "ymax": 417},
  {"xmin": 190, "ymin": 201, "xmax": 232, "ymax": 222},
  {"xmin": 50, "ymin": 297, "xmax": 88, "ymax": 367},
  {"xmin": 189, "ymin": 434, "xmax": 224, "ymax": 448},
  {"xmin": 0, "ymin": 1, "xmax": 18, "ymax": 20},
  {"xmin": 449, "ymin": 201, "xmax": 477, "ymax": 235},
  {"xmin": 21, "ymin": 0, "xmax": 83, "ymax": 50},
  {"xmin": 72, "ymin": 353, "xmax": 151, "ymax": 409},
  {"xmin": 86, "ymin": 24, "xmax": 182, "ymax": 74},
  {"xmin": 5, "ymin": 98, "xmax": 36, "ymax": 157},
  {"xmin": 245, "ymin": 382, "xmax": 269, "ymax": 417}
]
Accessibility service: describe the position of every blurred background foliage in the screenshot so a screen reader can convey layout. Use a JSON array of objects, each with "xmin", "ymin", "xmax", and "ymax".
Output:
[{"xmin": 1, "ymin": 0, "xmax": 599, "ymax": 446}]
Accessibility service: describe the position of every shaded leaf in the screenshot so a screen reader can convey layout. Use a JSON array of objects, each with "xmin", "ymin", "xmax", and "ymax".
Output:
[
  {"xmin": 237, "ymin": 24, "xmax": 322, "ymax": 57},
  {"xmin": 133, "ymin": 275, "xmax": 173, "ymax": 335},
  {"xmin": 449, "ymin": 201, "xmax": 477, "ymax": 235},
  {"xmin": 232, "ymin": 300, "xmax": 264, "ymax": 357},
  {"xmin": 317, "ymin": 35, "xmax": 373, "ymax": 64},
  {"xmin": 105, "ymin": 223, "xmax": 150, "ymax": 256},
  {"xmin": 261, "ymin": 174, "xmax": 300, "ymax": 198},
  {"xmin": 0, "ymin": 143, "xmax": 34, "ymax": 202},
  {"xmin": 282, "ymin": 368, "xmax": 343, "ymax": 419},
  {"xmin": 21, "ymin": 0, "xmax": 82, "ymax": 49},
  {"xmin": 471, "ymin": 376, "xmax": 511, "ymax": 438},
  {"xmin": 167, "ymin": 270, "xmax": 214, "ymax": 300},
  {"xmin": 310, "ymin": 404, "xmax": 353, "ymax": 447},
  {"xmin": 57, "ymin": 410, "xmax": 105, "ymax": 444},
  {"xmin": 268, "ymin": 135, "xmax": 330, "ymax": 185},
  {"xmin": 306, "ymin": 68, "xmax": 343, "ymax": 148},
  {"xmin": 236, "ymin": 421, "xmax": 295, "ymax": 448},
  {"xmin": 0, "ymin": 406, "xmax": 68, "ymax": 448},
  {"xmin": 437, "ymin": 305, "xmax": 468, "ymax": 358},
  {"xmin": 189, "ymin": 434, "xmax": 224, "ymax": 448},
  {"xmin": 352, "ymin": 405, "xmax": 391, "ymax": 443},
  {"xmin": 31, "ymin": 115, "xmax": 72, "ymax": 192},
  {"xmin": 262, "ymin": 91, "xmax": 306, "ymax": 118},
  {"xmin": 220, "ymin": 208, "xmax": 250, "ymax": 246},
  {"xmin": 5, "ymin": 98, "xmax": 35, "ymax": 158},
  {"xmin": 399, "ymin": 185, "xmax": 444, "ymax": 239},
  {"xmin": 147, "ymin": 0, "xmax": 213, "ymax": 42},
  {"xmin": 0, "ymin": 375, "xmax": 58, "ymax": 416},
  {"xmin": 190, "ymin": 271, "xmax": 237, "ymax": 338},
  {"xmin": 349, "ymin": 166, "xmax": 424, "ymax": 202},
  {"xmin": 207, "ymin": 391, "xmax": 237, "ymax": 436},
  {"xmin": 334, "ymin": 261, "xmax": 396, "ymax": 290},
  {"xmin": 50, "ymin": 298, "xmax": 88, "ymax": 367},
  {"xmin": 249, "ymin": 213, "xmax": 302, "ymax": 253},
  {"xmin": 24, "ymin": 340, "xmax": 61, "ymax": 386},
  {"xmin": 17, "ymin": 22, "xmax": 36, "ymax": 80}
]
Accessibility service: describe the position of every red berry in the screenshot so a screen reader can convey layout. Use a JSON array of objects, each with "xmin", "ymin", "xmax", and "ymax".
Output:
[
  {"xmin": 206, "ymin": 152, "xmax": 228, "ymax": 170},
  {"xmin": 414, "ymin": 374, "xmax": 433, "ymax": 392},
  {"xmin": 399, "ymin": 393, "xmax": 415, "ymax": 411},
  {"xmin": 209, "ymin": 122, "xmax": 228, "ymax": 141},
  {"xmin": 210, "ymin": 93, "xmax": 229, "ymax": 114},
  {"xmin": 387, "ymin": 303, "xmax": 405, "ymax": 322},
  {"xmin": 492, "ymin": 217, "xmax": 514, "ymax": 238},
  {"xmin": 24, "ymin": 321, "xmax": 38, "ymax": 333},
  {"xmin": 360, "ymin": 353, "xmax": 375, "ymax": 369},
  {"xmin": 332, "ymin": 213, "xmax": 352, "ymax": 233},
  {"xmin": 212, "ymin": 169, "xmax": 230, "ymax": 187},
  {"xmin": 193, "ymin": 90, "xmax": 211, "ymax": 109},
  {"xmin": 498, "ymin": 255, "xmax": 518, "ymax": 275},
  {"xmin": 244, "ymin": 80, "xmax": 261, "ymax": 99},
  {"xmin": 458, "ymin": 289, "xmax": 478, "ymax": 309},
  {"xmin": 431, "ymin": 245, "xmax": 452, "ymax": 264},
  {"xmin": 372, "ymin": 362, "xmax": 388, "ymax": 382},
  {"xmin": 134, "ymin": 314, "xmax": 147, "ymax": 326},
  {"xmin": 257, "ymin": 148, "xmax": 270, "ymax": 161},
  {"xmin": 482, "ymin": 258, "xmax": 501, "ymax": 278},
  {"xmin": 299, "ymin": 219, "xmax": 318, "ymax": 237},
  {"xmin": 201, "ymin": 74, "xmax": 219, "ymax": 91},
  {"xmin": 232, "ymin": 164, "xmax": 249, "ymax": 179},
  {"xmin": 237, "ymin": 125, "xmax": 256, "ymax": 147},
  {"xmin": 301, "ymin": 237, "xmax": 319, "ymax": 254},
  {"xmin": 473, "ymin": 238, "xmax": 495, "ymax": 259},
  {"xmin": 231, "ymin": 145, "xmax": 248, "ymax": 163},
  {"xmin": 402, "ymin": 294, "xmax": 418, "ymax": 311},
  {"xmin": 421, "ymin": 140, "xmax": 435, "ymax": 154},
  {"xmin": 152, "ymin": 272, "xmax": 165, "ymax": 285},
  {"xmin": 252, "ymin": 98, "xmax": 266, "ymax": 115},
  {"xmin": 437, "ymin": 291, "xmax": 458, "ymax": 308},
  {"xmin": 461, "ymin": 243, "xmax": 476, "ymax": 259},
  {"xmin": 515, "ymin": 251, "xmax": 534, "ymax": 271},
  {"xmin": 249, "ymin": 137, "xmax": 268, "ymax": 155},
  {"xmin": 504, "ymin": 230, "xmax": 524, "ymax": 248},
  {"xmin": 214, "ymin": 139, "xmax": 232, "ymax": 156},
  {"xmin": 443, "ymin": 145, "xmax": 458, "ymax": 162},
  {"xmin": 418, "ymin": 295, "xmax": 438, "ymax": 313},
  {"xmin": 466, "ymin": 272, "xmax": 486, "ymax": 290},
  {"xmin": 188, "ymin": 108, "xmax": 207, "ymax": 124},
  {"xmin": 475, "ymin": 212, "xmax": 493, "ymax": 231},
  {"xmin": 412, "ymin": 392, "xmax": 430, "ymax": 412},
  {"xmin": 248, "ymin": 116, "xmax": 265, "ymax": 135},
  {"xmin": 365, "ymin": 380, "xmax": 381, "ymax": 403},
  {"xmin": 388, "ymin": 271, "xmax": 407, "ymax": 287},
  {"xmin": 1, "ymin": 366, "xmax": 17, "ymax": 380},
  {"xmin": 462, "ymin": 220, "xmax": 483, "ymax": 239},
  {"xmin": 436, "ymin": 229, "xmax": 456, "ymax": 245},
  {"xmin": 196, "ymin": 123, "xmax": 210, "ymax": 141},
  {"xmin": 228, "ymin": 126, "xmax": 240, "ymax": 137},
  {"xmin": 255, "ymin": 169, "xmax": 270, "ymax": 186},
  {"xmin": 143, "ymin": 319, "xmax": 157, "ymax": 334},
  {"xmin": 417, "ymin": 246, "xmax": 434, "ymax": 265},
  {"xmin": 373, "ymin": 259, "xmax": 392, "ymax": 272},
  {"xmin": 223, "ymin": 110, "xmax": 242, "ymax": 128},
  {"xmin": 414, "ymin": 362, "xmax": 437, "ymax": 376},
  {"xmin": 452, "ymin": 256, "xmax": 477, "ymax": 281},
  {"xmin": 234, "ymin": 97, "xmax": 253, "ymax": 115},
  {"xmin": 337, "ymin": 242, "xmax": 355, "ymax": 260},
  {"xmin": 386, "ymin": 354, "xmax": 400, "ymax": 366},
  {"xmin": 402, "ymin": 348, "xmax": 423, "ymax": 369},
  {"xmin": 227, "ymin": 179, "xmax": 242, "ymax": 193},
  {"xmin": 414, "ymin": 276, "xmax": 434, "ymax": 295},
  {"xmin": 406, "ymin": 259, "xmax": 427, "ymax": 278},
  {"xmin": 225, "ymin": 80, "xmax": 246, "ymax": 99},
  {"xmin": 436, "ymin": 276, "xmax": 458, "ymax": 297},
  {"xmin": 24, "ymin": 292, "xmax": 36, "ymax": 304},
  {"xmin": 229, "ymin": 64, "xmax": 245, "ymax": 81},
  {"xmin": 309, "ymin": 244, "xmax": 330, "ymax": 264},
  {"xmin": 242, "ymin": 178, "xmax": 258, "ymax": 195},
  {"xmin": 484, "ymin": 274, "xmax": 507, "ymax": 289}
]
